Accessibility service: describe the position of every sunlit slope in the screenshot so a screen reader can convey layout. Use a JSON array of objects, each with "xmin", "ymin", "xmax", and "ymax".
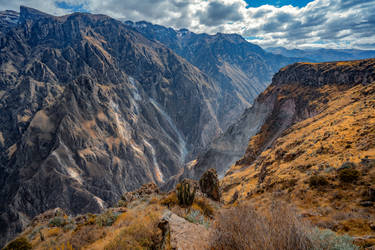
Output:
[{"xmin": 222, "ymin": 59, "xmax": 375, "ymax": 239}]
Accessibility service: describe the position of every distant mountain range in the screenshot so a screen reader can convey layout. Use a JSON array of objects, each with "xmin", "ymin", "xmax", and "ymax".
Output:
[
  {"xmin": 124, "ymin": 20, "xmax": 302, "ymax": 130},
  {"xmin": 267, "ymin": 47, "xmax": 375, "ymax": 62}
]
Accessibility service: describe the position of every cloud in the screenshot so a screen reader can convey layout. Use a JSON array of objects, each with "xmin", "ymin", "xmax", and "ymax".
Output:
[
  {"xmin": 196, "ymin": 1, "xmax": 244, "ymax": 26},
  {"xmin": 0, "ymin": 0, "xmax": 374, "ymax": 49}
]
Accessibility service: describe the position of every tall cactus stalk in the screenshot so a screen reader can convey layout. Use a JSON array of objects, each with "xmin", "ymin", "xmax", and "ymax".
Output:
[{"xmin": 176, "ymin": 179, "xmax": 196, "ymax": 206}]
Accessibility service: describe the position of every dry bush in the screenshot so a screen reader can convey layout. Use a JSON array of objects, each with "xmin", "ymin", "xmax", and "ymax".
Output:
[
  {"xmin": 3, "ymin": 237, "xmax": 32, "ymax": 250},
  {"xmin": 193, "ymin": 197, "xmax": 215, "ymax": 218},
  {"xmin": 105, "ymin": 205, "xmax": 163, "ymax": 249},
  {"xmin": 160, "ymin": 192, "xmax": 178, "ymax": 208},
  {"xmin": 210, "ymin": 201, "xmax": 358, "ymax": 250},
  {"xmin": 210, "ymin": 201, "xmax": 315, "ymax": 250},
  {"xmin": 70, "ymin": 225, "xmax": 106, "ymax": 249},
  {"xmin": 309, "ymin": 175, "xmax": 329, "ymax": 188}
]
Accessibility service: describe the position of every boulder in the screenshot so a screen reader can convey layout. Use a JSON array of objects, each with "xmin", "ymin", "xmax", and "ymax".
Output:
[
  {"xmin": 199, "ymin": 168, "xmax": 221, "ymax": 201},
  {"xmin": 158, "ymin": 211, "xmax": 210, "ymax": 250}
]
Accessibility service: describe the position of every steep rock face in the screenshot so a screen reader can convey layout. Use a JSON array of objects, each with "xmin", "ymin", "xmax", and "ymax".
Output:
[
  {"xmin": 0, "ymin": 6, "xmax": 224, "ymax": 246},
  {"xmin": 0, "ymin": 10, "xmax": 19, "ymax": 33},
  {"xmin": 125, "ymin": 21, "xmax": 301, "ymax": 129},
  {"xmin": 189, "ymin": 59, "xmax": 375, "ymax": 180}
]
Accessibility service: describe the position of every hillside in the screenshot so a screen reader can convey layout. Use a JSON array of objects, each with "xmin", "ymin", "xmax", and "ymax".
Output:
[
  {"xmin": 2, "ymin": 171, "xmax": 361, "ymax": 249},
  {"xmin": 220, "ymin": 59, "xmax": 375, "ymax": 245},
  {"xmin": 125, "ymin": 21, "xmax": 302, "ymax": 129}
]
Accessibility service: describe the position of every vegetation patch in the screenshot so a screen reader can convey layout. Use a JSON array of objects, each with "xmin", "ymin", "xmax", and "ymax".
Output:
[
  {"xmin": 338, "ymin": 169, "xmax": 360, "ymax": 183},
  {"xmin": 309, "ymin": 175, "xmax": 329, "ymax": 188},
  {"xmin": 3, "ymin": 237, "xmax": 32, "ymax": 250}
]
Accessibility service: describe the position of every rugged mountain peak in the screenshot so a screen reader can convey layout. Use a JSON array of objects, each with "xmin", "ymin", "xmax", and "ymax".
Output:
[
  {"xmin": 274, "ymin": 59, "xmax": 375, "ymax": 87},
  {"xmin": 19, "ymin": 6, "xmax": 52, "ymax": 23}
]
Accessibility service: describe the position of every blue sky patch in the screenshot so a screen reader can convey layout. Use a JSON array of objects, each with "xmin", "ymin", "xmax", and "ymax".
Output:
[
  {"xmin": 55, "ymin": 1, "xmax": 87, "ymax": 12},
  {"xmin": 245, "ymin": 0, "xmax": 315, "ymax": 8}
]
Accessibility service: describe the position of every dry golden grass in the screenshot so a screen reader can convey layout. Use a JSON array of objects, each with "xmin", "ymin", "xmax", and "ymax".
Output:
[
  {"xmin": 18, "ymin": 197, "xmax": 166, "ymax": 250},
  {"xmin": 222, "ymin": 82, "xmax": 375, "ymax": 238}
]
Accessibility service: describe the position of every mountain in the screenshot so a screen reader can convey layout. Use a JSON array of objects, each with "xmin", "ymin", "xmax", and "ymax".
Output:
[
  {"xmin": 124, "ymin": 21, "xmax": 302, "ymax": 129},
  {"xmin": 183, "ymin": 58, "xmax": 375, "ymax": 182},
  {"xmin": 219, "ymin": 59, "xmax": 375, "ymax": 239},
  {"xmin": 0, "ymin": 6, "xmax": 234, "ymax": 245},
  {"xmin": 267, "ymin": 47, "xmax": 375, "ymax": 63}
]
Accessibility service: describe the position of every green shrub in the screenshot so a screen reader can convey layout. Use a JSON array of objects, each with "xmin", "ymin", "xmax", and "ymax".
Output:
[
  {"xmin": 185, "ymin": 210, "xmax": 210, "ymax": 229},
  {"xmin": 49, "ymin": 216, "xmax": 67, "ymax": 227},
  {"xmin": 338, "ymin": 169, "xmax": 360, "ymax": 183},
  {"xmin": 3, "ymin": 237, "xmax": 32, "ymax": 250},
  {"xmin": 310, "ymin": 228, "xmax": 359, "ymax": 250},
  {"xmin": 309, "ymin": 175, "xmax": 329, "ymax": 187},
  {"xmin": 96, "ymin": 211, "xmax": 119, "ymax": 227}
]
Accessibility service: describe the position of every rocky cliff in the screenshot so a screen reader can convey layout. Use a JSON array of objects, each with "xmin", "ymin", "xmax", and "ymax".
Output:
[
  {"xmin": 125, "ymin": 21, "xmax": 301, "ymax": 129},
  {"xmin": 220, "ymin": 59, "xmax": 375, "ymax": 240},
  {"xmin": 0, "ymin": 6, "xmax": 228, "ymax": 245},
  {"xmin": 188, "ymin": 59, "xmax": 375, "ymax": 181}
]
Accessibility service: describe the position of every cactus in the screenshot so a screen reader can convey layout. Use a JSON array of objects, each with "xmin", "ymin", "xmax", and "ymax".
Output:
[{"xmin": 176, "ymin": 179, "xmax": 196, "ymax": 206}]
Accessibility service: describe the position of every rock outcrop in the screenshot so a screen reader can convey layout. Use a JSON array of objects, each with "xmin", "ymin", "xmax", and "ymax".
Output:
[
  {"xmin": 199, "ymin": 169, "xmax": 221, "ymax": 201},
  {"xmin": 159, "ymin": 211, "xmax": 210, "ymax": 250}
]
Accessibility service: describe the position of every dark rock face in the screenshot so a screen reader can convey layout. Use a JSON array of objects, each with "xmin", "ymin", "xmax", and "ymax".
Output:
[
  {"xmin": 0, "ymin": 6, "xmax": 231, "ymax": 246},
  {"xmin": 199, "ymin": 168, "xmax": 221, "ymax": 201},
  {"xmin": 0, "ymin": 10, "xmax": 19, "ymax": 34},
  {"xmin": 272, "ymin": 60, "xmax": 375, "ymax": 87},
  {"xmin": 125, "ymin": 21, "xmax": 301, "ymax": 131}
]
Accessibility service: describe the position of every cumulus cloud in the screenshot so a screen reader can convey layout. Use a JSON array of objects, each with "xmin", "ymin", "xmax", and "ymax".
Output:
[{"xmin": 0, "ymin": 0, "xmax": 374, "ymax": 49}]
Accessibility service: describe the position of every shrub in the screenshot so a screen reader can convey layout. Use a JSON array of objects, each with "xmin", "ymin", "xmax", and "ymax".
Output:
[
  {"xmin": 186, "ymin": 210, "xmax": 210, "ymax": 229},
  {"xmin": 3, "ymin": 237, "xmax": 32, "ymax": 250},
  {"xmin": 338, "ymin": 169, "xmax": 360, "ymax": 183},
  {"xmin": 49, "ymin": 216, "xmax": 67, "ymax": 227},
  {"xmin": 104, "ymin": 206, "xmax": 162, "ymax": 249},
  {"xmin": 209, "ymin": 201, "xmax": 359, "ymax": 250},
  {"xmin": 210, "ymin": 201, "xmax": 314, "ymax": 250},
  {"xmin": 71, "ymin": 225, "xmax": 106, "ymax": 249},
  {"xmin": 310, "ymin": 228, "xmax": 359, "ymax": 250},
  {"xmin": 193, "ymin": 197, "xmax": 215, "ymax": 217},
  {"xmin": 96, "ymin": 211, "xmax": 119, "ymax": 227},
  {"xmin": 309, "ymin": 175, "xmax": 329, "ymax": 188},
  {"xmin": 160, "ymin": 192, "xmax": 178, "ymax": 208},
  {"xmin": 117, "ymin": 199, "xmax": 128, "ymax": 207}
]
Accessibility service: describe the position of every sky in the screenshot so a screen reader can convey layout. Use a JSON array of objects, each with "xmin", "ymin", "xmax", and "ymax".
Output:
[{"xmin": 1, "ymin": 0, "xmax": 374, "ymax": 50}]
